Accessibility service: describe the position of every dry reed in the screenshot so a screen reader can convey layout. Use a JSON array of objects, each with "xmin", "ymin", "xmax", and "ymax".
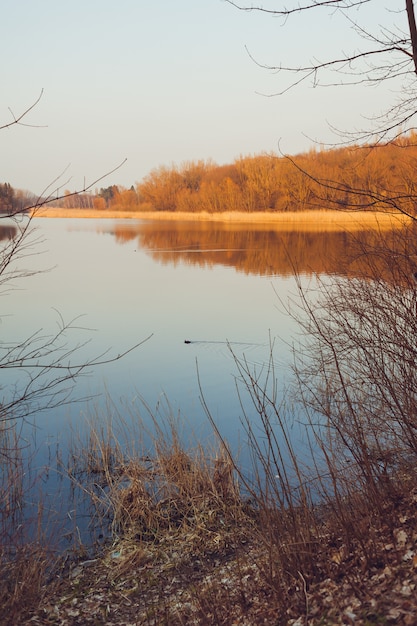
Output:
[{"xmin": 32, "ymin": 207, "xmax": 411, "ymax": 230}]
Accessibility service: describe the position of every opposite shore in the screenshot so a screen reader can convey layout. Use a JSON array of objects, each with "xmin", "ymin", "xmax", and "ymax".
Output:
[{"xmin": 31, "ymin": 207, "xmax": 411, "ymax": 230}]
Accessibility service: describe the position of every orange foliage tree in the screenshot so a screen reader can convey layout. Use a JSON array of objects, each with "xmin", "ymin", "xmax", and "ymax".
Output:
[{"xmin": 133, "ymin": 134, "xmax": 417, "ymax": 215}]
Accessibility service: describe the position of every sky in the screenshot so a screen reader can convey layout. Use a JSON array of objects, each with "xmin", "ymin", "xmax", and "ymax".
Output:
[{"xmin": 0, "ymin": 0, "xmax": 408, "ymax": 195}]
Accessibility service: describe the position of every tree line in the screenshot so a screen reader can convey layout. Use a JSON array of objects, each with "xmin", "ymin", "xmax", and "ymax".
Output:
[
  {"xmin": 5, "ymin": 132, "xmax": 417, "ymax": 215},
  {"xmin": 131, "ymin": 134, "xmax": 417, "ymax": 215},
  {"xmin": 84, "ymin": 132, "xmax": 417, "ymax": 215},
  {"xmin": 0, "ymin": 183, "xmax": 36, "ymax": 213}
]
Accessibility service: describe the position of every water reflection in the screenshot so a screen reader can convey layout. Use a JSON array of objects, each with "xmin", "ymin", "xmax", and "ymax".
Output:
[
  {"xmin": 88, "ymin": 219, "xmax": 413, "ymax": 279},
  {"xmin": 0, "ymin": 223, "xmax": 17, "ymax": 241}
]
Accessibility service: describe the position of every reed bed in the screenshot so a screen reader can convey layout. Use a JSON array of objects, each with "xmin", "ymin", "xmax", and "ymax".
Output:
[
  {"xmin": 67, "ymin": 410, "xmax": 251, "ymax": 555},
  {"xmin": 32, "ymin": 207, "xmax": 411, "ymax": 230}
]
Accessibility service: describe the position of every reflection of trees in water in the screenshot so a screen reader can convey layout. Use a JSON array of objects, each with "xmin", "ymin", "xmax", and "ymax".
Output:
[
  {"xmin": 108, "ymin": 220, "xmax": 414, "ymax": 280},
  {"xmin": 0, "ymin": 225, "xmax": 18, "ymax": 241}
]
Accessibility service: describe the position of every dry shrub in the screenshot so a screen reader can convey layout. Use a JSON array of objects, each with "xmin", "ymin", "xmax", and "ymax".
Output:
[
  {"xmin": 110, "ymin": 445, "xmax": 244, "ymax": 552},
  {"xmin": 245, "ymin": 238, "xmax": 417, "ymax": 614},
  {"xmin": 0, "ymin": 544, "xmax": 57, "ymax": 625},
  {"xmin": 199, "ymin": 259, "xmax": 417, "ymax": 608},
  {"xmin": 68, "ymin": 411, "xmax": 249, "ymax": 559},
  {"xmin": 199, "ymin": 347, "xmax": 325, "ymax": 601}
]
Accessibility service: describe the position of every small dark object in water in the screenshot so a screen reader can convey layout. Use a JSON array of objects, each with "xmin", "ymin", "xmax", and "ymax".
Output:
[{"xmin": 184, "ymin": 340, "xmax": 191, "ymax": 344}]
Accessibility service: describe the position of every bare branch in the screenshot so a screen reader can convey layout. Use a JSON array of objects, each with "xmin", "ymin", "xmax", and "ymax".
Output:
[
  {"xmin": 0, "ymin": 324, "xmax": 153, "ymax": 423},
  {"xmin": 223, "ymin": 0, "xmax": 369, "ymax": 17},
  {"xmin": 30, "ymin": 157, "xmax": 128, "ymax": 216},
  {"xmin": 0, "ymin": 90, "xmax": 47, "ymax": 131},
  {"xmin": 226, "ymin": 1, "xmax": 417, "ymax": 143}
]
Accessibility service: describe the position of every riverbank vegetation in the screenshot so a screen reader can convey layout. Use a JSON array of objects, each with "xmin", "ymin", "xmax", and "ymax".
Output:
[
  {"xmin": 61, "ymin": 132, "xmax": 417, "ymax": 218},
  {"xmin": 32, "ymin": 206, "xmax": 412, "ymax": 229},
  {"xmin": 48, "ymin": 131, "xmax": 417, "ymax": 217},
  {"xmin": 130, "ymin": 135, "xmax": 417, "ymax": 216},
  {"xmin": 4, "ymin": 131, "xmax": 417, "ymax": 220}
]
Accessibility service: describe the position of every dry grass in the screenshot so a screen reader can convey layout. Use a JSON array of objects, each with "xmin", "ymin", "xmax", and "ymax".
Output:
[
  {"xmin": 0, "ymin": 544, "xmax": 59, "ymax": 625},
  {"xmin": 68, "ymin": 414, "xmax": 249, "ymax": 553},
  {"xmin": 31, "ymin": 206, "xmax": 411, "ymax": 230}
]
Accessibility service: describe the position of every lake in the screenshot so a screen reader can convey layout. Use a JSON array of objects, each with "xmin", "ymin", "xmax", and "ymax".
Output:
[{"xmin": 1, "ymin": 215, "xmax": 407, "ymax": 545}]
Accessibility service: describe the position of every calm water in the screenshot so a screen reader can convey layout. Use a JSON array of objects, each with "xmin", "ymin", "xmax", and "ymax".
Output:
[
  {"xmin": 5, "ymin": 218, "xmax": 302, "ymax": 444},
  {"xmin": 2, "ymin": 216, "xmax": 398, "ymax": 544}
]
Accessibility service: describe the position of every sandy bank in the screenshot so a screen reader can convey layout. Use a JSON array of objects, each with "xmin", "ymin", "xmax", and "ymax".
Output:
[{"xmin": 31, "ymin": 207, "xmax": 411, "ymax": 230}]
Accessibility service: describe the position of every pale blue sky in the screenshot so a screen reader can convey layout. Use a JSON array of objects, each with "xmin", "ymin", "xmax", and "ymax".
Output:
[{"xmin": 0, "ymin": 0, "xmax": 407, "ymax": 195}]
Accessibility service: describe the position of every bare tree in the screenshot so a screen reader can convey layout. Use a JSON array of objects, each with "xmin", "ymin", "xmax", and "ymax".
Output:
[{"xmin": 226, "ymin": 1, "xmax": 417, "ymax": 142}]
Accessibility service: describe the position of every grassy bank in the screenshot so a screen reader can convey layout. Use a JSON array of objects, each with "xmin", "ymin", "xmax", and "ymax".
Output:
[{"xmin": 32, "ymin": 207, "xmax": 411, "ymax": 231}]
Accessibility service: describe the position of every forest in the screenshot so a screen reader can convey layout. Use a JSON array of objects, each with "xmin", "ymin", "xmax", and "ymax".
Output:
[
  {"xmin": 131, "ymin": 133, "xmax": 417, "ymax": 215},
  {"xmin": 3, "ymin": 133, "xmax": 417, "ymax": 216},
  {"xmin": 0, "ymin": 182, "xmax": 35, "ymax": 213}
]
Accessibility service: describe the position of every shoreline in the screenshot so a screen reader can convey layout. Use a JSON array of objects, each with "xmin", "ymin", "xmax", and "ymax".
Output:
[{"xmin": 31, "ymin": 207, "xmax": 411, "ymax": 230}]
